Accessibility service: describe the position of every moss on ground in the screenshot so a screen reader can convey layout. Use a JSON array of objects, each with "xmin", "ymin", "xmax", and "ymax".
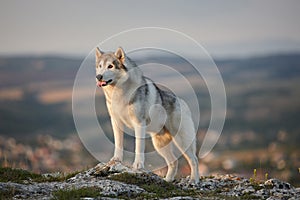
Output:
[
  {"xmin": 0, "ymin": 167, "xmax": 80, "ymax": 183},
  {"xmin": 109, "ymin": 172, "xmax": 200, "ymax": 198},
  {"xmin": 0, "ymin": 167, "xmax": 44, "ymax": 183}
]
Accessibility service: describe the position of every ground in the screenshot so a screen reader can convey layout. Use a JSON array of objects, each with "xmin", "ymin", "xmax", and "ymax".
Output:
[{"xmin": 0, "ymin": 161, "xmax": 299, "ymax": 199}]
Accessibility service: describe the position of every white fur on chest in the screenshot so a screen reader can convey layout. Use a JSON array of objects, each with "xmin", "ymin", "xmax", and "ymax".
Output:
[
  {"xmin": 107, "ymin": 100, "xmax": 136, "ymax": 129},
  {"xmin": 104, "ymin": 86, "xmax": 139, "ymax": 129}
]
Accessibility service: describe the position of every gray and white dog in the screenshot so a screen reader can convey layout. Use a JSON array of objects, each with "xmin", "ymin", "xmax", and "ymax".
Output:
[{"xmin": 95, "ymin": 47, "xmax": 199, "ymax": 183}]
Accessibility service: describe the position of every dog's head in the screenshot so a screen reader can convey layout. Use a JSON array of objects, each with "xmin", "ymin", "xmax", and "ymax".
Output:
[{"xmin": 95, "ymin": 47, "xmax": 127, "ymax": 87}]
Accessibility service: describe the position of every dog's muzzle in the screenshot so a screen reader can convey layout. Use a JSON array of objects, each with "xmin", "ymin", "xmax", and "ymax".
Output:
[{"xmin": 96, "ymin": 74, "xmax": 112, "ymax": 87}]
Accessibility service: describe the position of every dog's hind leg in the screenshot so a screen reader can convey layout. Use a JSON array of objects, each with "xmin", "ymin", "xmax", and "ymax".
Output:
[
  {"xmin": 172, "ymin": 125, "xmax": 199, "ymax": 183},
  {"xmin": 152, "ymin": 131, "xmax": 178, "ymax": 182}
]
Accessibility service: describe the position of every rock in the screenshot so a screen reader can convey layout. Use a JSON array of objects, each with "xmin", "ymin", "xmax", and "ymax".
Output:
[
  {"xmin": 160, "ymin": 197, "xmax": 195, "ymax": 200},
  {"xmin": 1, "ymin": 162, "xmax": 299, "ymax": 199},
  {"xmin": 264, "ymin": 178, "xmax": 298, "ymax": 199},
  {"xmin": 265, "ymin": 178, "xmax": 292, "ymax": 190}
]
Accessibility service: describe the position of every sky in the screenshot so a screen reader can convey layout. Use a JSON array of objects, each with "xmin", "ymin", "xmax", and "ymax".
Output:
[{"xmin": 0, "ymin": 0, "xmax": 300, "ymax": 58}]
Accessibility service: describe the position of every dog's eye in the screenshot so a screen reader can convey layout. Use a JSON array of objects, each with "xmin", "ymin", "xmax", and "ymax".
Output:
[{"xmin": 107, "ymin": 64, "xmax": 113, "ymax": 69}]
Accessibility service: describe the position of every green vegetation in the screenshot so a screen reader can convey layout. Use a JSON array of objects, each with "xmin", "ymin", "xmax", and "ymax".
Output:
[
  {"xmin": 51, "ymin": 187, "xmax": 101, "ymax": 200},
  {"xmin": 109, "ymin": 172, "xmax": 199, "ymax": 198},
  {"xmin": 249, "ymin": 168, "xmax": 257, "ymax": 184},
  {"xmin": 0, "ymin": 167, "xmax": 44, "ymax": 183},
  {"xmin": 0, "ymin": 167, "xmax": 80, "ymax": 183},
  {"xmin": 265, "ymin": 173, "xmax": 268, "ymax": 181}
]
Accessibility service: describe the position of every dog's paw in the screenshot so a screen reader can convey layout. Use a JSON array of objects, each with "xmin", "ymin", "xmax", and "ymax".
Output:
[
  {"xmin": 132, "ymin": 161, "xmax": 144, "ymax": 169},
  {"xmin": 108, "ymin": 156, "xmax": 122, "ymax": 164},
  {"xmin": 163, "ymin": 177, "xmax": 174, "ymax": 182},
  {"xmin": 188, "ymin": 178, "xmax": 200, "ymax": 185}
]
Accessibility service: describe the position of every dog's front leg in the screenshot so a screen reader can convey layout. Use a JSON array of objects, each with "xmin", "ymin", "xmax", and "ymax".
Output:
[
  {"xmin": 110, "ymin": 118, "xmax": 124, "ymax": 162},
  {"xmin": 132, "ymin": 124, "xmax": 146, "ymax": 169}
]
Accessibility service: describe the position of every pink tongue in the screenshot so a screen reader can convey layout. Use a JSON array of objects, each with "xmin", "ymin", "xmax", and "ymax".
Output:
[{"xmin": 97, "ymin": 81, "xmax": 106, "ymax": 87}]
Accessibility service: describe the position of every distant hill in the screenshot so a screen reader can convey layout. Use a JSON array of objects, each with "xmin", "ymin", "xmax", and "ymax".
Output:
[
  {"xmin": 0, "ymin": 56, "xmax": 82, "ymax": 140},
  {"xmin": 215, "ymin": 54, "xmax": 300, "ymax": 145},
  {"xmin": 0, "ymin": 53, "xmax": 300, "ymax": 145}
]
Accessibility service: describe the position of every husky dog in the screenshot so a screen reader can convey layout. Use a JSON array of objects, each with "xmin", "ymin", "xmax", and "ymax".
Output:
[{"xmin": 95, "ymin": 47, "xmax": 199, "ymax": 183}]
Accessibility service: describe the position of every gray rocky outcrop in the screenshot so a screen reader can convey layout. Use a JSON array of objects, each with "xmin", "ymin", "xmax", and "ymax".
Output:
[{"xmin": 0, "ymin": 161, "xmax": 299, "ymax": 199}]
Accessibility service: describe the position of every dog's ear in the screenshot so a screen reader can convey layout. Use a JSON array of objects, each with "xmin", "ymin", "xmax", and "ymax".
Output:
[
  {"xmin": 95, "ymin": 47, "xmax": 103, "ymax": 58},
  {"xmin": 115, "ymin": 47, "xmax": 125, "ymax": 64}
]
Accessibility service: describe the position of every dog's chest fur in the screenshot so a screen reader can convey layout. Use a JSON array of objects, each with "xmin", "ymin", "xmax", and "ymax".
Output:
[{"xmin": 103, "ymin": 85, "xmax": 145, "ymax": 129}]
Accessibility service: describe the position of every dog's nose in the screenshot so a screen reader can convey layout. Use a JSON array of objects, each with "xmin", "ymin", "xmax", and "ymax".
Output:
[{"xmin": 96, "ymin": 74, "xmax": 103, "ymax": 81}]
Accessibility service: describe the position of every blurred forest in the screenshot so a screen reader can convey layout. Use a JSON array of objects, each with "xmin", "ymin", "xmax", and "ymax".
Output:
[{"xmin": 0, "ymin": 54, "xmax": 299, "ymax": 186}]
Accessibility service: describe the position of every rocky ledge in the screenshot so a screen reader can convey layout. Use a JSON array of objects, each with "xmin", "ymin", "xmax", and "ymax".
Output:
[{"xmin": 0, "ymin": 161, "xmax": 299, "ymax": 199}]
